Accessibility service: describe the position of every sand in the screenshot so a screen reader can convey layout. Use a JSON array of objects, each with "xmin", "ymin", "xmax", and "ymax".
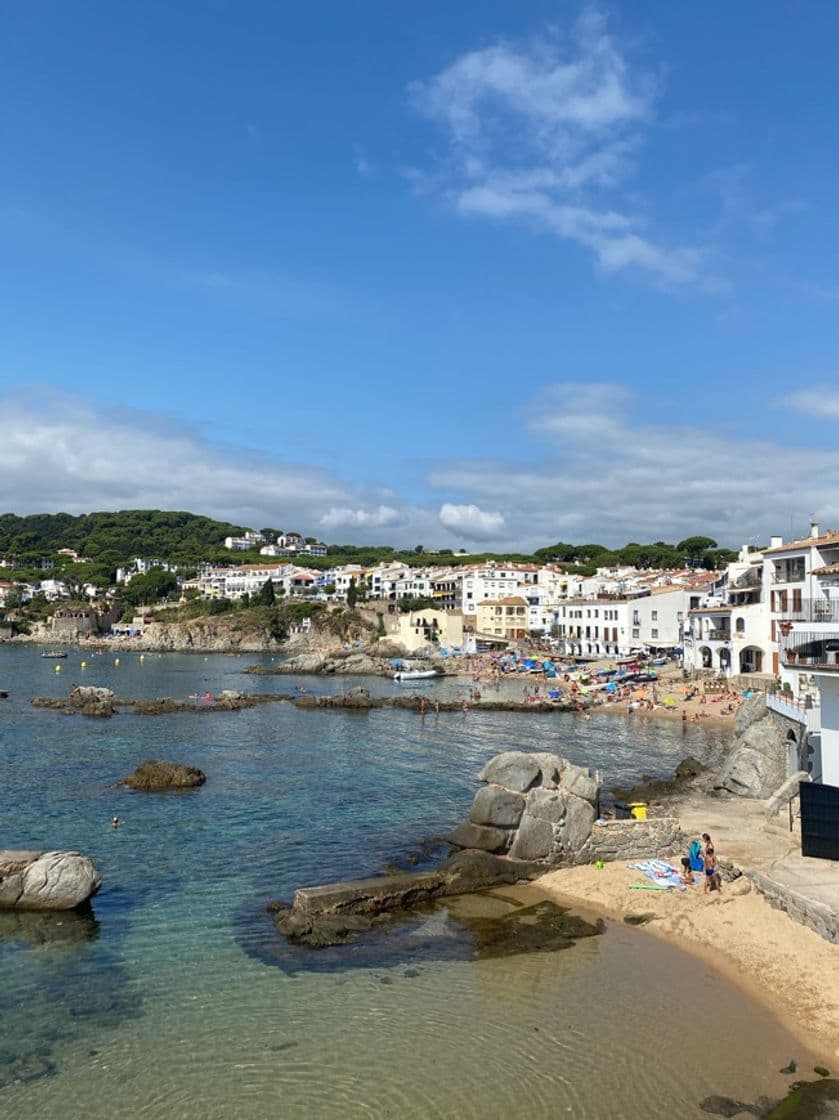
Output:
[{"xmin": 538, "ymin": 860, "xmax": 839, "ymax": 1063}]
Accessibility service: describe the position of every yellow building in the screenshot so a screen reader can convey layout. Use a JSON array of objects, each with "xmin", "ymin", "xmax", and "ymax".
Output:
[
  {"xmin": 475, "ymin": 596, "xmax": 529, "ymax": 642},
  {"xmin": 398, "ymin": 609, "xmax": 464, "ymax": 653}
]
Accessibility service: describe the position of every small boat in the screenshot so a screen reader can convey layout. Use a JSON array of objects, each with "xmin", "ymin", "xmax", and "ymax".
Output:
[
  {"xmin": 41, "ymin": 650, "xmax": 68, "ymax": 659},
  {"xmin": 393, "ymin": 669, "xmax": 438, "ymax": 681}
]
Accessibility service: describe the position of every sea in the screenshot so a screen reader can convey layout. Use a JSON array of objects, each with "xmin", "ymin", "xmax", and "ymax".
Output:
[{"xmin": 0, "ymin": 646, "xmax": 814, "ymax": 1119}]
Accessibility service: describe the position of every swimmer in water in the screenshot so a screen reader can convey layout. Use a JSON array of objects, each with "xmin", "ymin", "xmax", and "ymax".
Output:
[{"xmin": 111, "ymin": 816, "xmax": 120, "ymax": 829}]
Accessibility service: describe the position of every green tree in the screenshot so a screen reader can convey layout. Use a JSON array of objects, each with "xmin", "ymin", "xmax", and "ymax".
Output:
[
  {"xmin": 346, "ymin": 577, "xmax": 358, "ymax": 608},
  {"xmin": 122, "ymin": 568, "xmax": 179, "ymax": 607},
  {"xmin": 257, "ymin": 579, "xmax": 276, "ymax": 606},
  {"xmin": 677, "ymin": 535, "xmax": 717, "ymax": 558}
]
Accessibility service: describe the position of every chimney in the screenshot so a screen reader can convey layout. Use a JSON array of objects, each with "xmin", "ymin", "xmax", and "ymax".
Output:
[
  {"xmin": 810, "ymin": 520, "xmax": 820, "ymax": 539},
  {"xmin": 769, "ymin": 535, "xmax": 783, "ymax": 549}
]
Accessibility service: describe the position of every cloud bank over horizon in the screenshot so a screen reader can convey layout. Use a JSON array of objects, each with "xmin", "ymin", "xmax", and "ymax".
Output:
[{"xmin": 2, "ymin": 387, "xmax": 839, "ymax": 553}]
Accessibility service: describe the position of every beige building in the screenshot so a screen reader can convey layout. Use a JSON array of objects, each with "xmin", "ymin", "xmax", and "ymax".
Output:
[
  {"xmin": 397, "ymin": 609, "xmax": 463, "ymax": 653},
  {"xmin": 475, "ymin": 596, "xmax": 529, "ymax": 642}
]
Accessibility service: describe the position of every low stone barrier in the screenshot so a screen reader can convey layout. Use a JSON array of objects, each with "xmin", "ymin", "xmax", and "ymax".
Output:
[
  {"xmin": 574, "ymin": 818, "xmax": 684, "ymax": 865},
  {"xmin": 746, "ymin": 870, "xmax": 839, "ymax": 944}
]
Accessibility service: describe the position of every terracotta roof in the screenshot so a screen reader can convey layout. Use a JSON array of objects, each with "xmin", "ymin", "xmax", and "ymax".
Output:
[
  {"xmin": 480, "ymin": 596, "xmax": 528, "ymax": 606},
  {"xmin": 763, "ymin": 531, "xmax": 839, "ymax": 554},
  {"xmin": 813, "ymin": 562, "xmax": 839, "ymax": 576}
]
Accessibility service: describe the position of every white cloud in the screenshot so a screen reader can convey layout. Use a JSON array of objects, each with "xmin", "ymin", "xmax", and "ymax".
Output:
[
  {"xmin": 427, "ymin": 381, "xmax": 839, "ymax": 547},
  {"xmin": 319, "ymin": 505, "xmax": 402, "ymax": 530},
  {"xmin": 408, "ymin": 6, "xmax": 712, "ymax": 288},
  {"xmin": 438, "ymin": 503, "xmax": 505, "ymax": 540},
  {"xmin": 776, "ymin": 385, "xmax": 839, "ymax": 419},
  {"xmin": 0, "ymin": 390, "xmax": 369, "ymax": 534}
]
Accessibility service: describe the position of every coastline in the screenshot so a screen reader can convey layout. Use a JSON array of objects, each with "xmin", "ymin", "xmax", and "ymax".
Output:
[{"xmin": 536, "ymin": 861, "xmax": 839, "ymax": 1063}]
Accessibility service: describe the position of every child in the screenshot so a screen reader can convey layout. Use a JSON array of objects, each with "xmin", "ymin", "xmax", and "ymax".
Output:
[
  {"xmin": 680, "ymin": 856, "xmax": 694, "ymax": 885},
  {"xmin": 703, "ymin": 844, "xmax": 721, "ymax": 894}
]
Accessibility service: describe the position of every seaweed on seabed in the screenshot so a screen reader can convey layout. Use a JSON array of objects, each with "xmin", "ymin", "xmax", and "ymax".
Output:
[{"xmin": 699, "ymin": 1074, "xmax": 839, "ymax": 1118}]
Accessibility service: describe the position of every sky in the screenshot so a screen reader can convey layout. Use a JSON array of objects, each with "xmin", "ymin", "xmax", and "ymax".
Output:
[{"xmin": 2, "ymin": 1, "xmax": 839, "ymax": 551}]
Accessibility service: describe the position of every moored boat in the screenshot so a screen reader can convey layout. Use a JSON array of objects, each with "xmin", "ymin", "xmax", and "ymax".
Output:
[
  {"xmin": 41, "ymin": 650, "xmax": 68, "ymax": 659},
  {"xmin": 393, "ymin": 669, "xmax": 439, "ymax": 681}
]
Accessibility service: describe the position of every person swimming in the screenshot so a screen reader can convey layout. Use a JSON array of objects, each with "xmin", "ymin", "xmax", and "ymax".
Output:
[{"xmin": 111, "ymin": 816, "xmax": 120, "ymax": 829}]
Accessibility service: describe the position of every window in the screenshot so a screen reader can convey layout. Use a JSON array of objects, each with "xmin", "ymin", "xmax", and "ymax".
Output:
[
  {"xmin": 652, "ymin": 610, "xmax": 658, "ymax": 621},
  {"xmin": 652, "ymin": 629, "xmax": 659, "ymax": 639},
  {"xmin": 632, "ymin": 628, "xmax": 640, "ymax": 639}
]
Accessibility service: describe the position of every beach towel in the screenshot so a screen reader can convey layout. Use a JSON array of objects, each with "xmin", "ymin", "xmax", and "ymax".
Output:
[{"xmin": 628, "ymin": 859, "xmax": 686, "ymax": 891}]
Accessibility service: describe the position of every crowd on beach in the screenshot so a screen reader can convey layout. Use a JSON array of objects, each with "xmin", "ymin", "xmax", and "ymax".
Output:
[{"xmin": 443, "ymin": 648, "xmax": 752, "ymax": 726}]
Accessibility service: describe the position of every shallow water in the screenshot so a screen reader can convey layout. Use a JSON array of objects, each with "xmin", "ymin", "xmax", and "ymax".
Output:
[{"xmin": 0, "ymin": 647, "xmax": 814, "ymax": 1117}]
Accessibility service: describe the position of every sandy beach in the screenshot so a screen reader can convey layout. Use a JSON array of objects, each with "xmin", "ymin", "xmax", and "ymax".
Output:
[{"xmin": 537, "ymin": 859, "xmax": 839, "ymax": 1064}]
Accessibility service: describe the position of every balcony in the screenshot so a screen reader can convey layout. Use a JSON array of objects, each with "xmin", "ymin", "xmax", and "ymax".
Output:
[
  {"xmin": 779, "ymin": 630, "xmax": 839, "ymax": 672},
  {"xmin": 774, "ymin": 600, "xmax": 839, "ymax": 623},
  {"xmin": 707, "ymin": 628, "xmax": 731, "ymax": 641}
]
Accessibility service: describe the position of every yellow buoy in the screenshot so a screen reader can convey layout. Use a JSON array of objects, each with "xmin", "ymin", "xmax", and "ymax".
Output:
[
  {"xmin": 55, "ymin": 665, "xmax": 62, "ymax": 673},
  {"xmin": 81, "ymin": 661, "xmax": 87, "ymax": 669},
  {"xmin": 115, "ymin": 658, "xmax": 120, "ymax": 666},
  {"xmin": 139, "ymin": 654, "xmax": 145, "ymax": 661}
]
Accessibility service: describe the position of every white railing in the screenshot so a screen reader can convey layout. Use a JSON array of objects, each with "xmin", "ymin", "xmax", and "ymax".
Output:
[{"xmin": 765, "ymin": 691, "xmax": 821, "ymax": 734}]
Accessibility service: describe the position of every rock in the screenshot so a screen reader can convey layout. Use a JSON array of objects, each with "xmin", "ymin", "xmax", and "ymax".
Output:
[
  {"xmin": 558, "ymin": 794, "xmax": 596, "ymax": 852},
  {"xmin": 468, "ymin": 787, "xmax": 525, "ymax": 828},
  {"xmin": 734, "ymin": 692, "xmax": 767, "ymax": 735},
  {"xmin": 446, "ymin": 822, "xmax": 510, "ymax": 853},
  {"xmin": 525, "ymin": 787, "xmax": 567, "ymax": 824},
  {"xmin": 478, "ymin": 752, "xmax": 542, "ymax": 793},
  {"xmin": 123, "ymin": 759, "xmax": 207, "ymax": 791},
  {"xmin": 715, "ymin": 713, "xmax": 788, "ymax": 798},
  {"xmin": 0, "ymin": 849, "xmax": 101, "ymax": 910},
  {"xmin": 529, "ymin": 753, "xmax": 565, "ymax": 789},
  {"xmin": 217, "ymin": 690, "xmax": 244, "ymax": 701},
  {"xmin": 509, "ymin": 814, "xmax": 554, "ymax": 861},
  {"xmin": 727, "ymin": 875, "xmax": 751, "ymax": 896},
  {"xmin": 562, "ymin": 763, "xmax": 600, "ymax": 804},
  {"xmin": 674, "ymin": 757, "xmax": 706, "ymax": 781},
  {"xmin": 274, "ymin": 908, "xmax": 374, "ymax": 948},
  {"xmin": 443, "ymin": 849, "xmax": 544, "ymax": 892},
  {"xmin": 337, "ymin": 687, "xmax": 372, "ymax": 709},
  {"xmin": 70, "ymin": 686, "xmax": 114, "ymax": 704}
]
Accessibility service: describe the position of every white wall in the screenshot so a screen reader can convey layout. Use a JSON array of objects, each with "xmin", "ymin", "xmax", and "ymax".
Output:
[{"xmin": 818, "ymin": 675, "xmax": 839, "ymax": 787}]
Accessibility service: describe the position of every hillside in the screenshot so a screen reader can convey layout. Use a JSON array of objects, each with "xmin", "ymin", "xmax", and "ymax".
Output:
[{"xmin": 0, "ymin": 510, "xmax": 247, "ymax": 564}]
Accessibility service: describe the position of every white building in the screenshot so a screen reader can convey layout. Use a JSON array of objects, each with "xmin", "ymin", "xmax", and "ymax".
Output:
[{"xmin": 224, "ymin": 531, "xmax": 266, "ymax": 552}]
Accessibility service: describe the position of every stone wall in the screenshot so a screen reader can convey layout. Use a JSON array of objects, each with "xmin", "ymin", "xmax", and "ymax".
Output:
[
  {"xmin": 574, "ymin": 818, "xmax": 684, "ymax": 865},
  {"xmin": 447, "ymin": 750, "xmax": 600, "ymax": 866},
  {"xmin": 747, "ymin": 869, "xmax": 839, "ymax": 944}
]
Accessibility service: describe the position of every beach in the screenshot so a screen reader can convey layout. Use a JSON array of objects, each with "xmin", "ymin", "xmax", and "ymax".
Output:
[{"xmin": 540, "ymin": 851, "xmax": 839, "ymax": 1063}]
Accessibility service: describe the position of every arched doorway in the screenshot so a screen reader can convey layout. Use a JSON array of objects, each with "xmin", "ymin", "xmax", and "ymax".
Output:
[
  {"xmin": 739, "ymin": 647, "xmax": 763, "ymax": 673},
  {"xmin": 718, "ymin": 648, "xmax": 731, "ymax": 673},
  {"xmin": 699, "ymin": 645, "xmax": 712, "ymax": 669},
  {"xmin": 786, "ymin": 729, "xmax": 800, "ymax": 775}
]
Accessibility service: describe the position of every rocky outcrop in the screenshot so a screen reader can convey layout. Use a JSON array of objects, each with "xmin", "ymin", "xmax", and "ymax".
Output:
[
  {"xmin": 448, "ymin": 750, "xmax": 601, "ymax": 867},
  {"xmin": 715, "ymin": 696, "xmax": 789, "ymax": 798},
  {"xmin": 0, "ymin": 850, "xmax": 101, "ymax": 910},
  {"xmin": 123, "ymin": 759, "xmax": 207, "ymax": 791}
]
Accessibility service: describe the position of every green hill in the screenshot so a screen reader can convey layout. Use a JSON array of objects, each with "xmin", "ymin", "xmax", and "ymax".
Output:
[{"xmin": 0, "ymin": 510, "xmax": 247, "ymax": 564}]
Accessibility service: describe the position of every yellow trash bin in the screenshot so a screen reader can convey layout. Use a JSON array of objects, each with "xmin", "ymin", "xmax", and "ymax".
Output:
[{"xmin": 628, "ymin": 802, "xmax": 647, "ymax": 820}]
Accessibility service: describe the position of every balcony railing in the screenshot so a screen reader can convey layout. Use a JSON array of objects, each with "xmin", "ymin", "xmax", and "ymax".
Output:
[
  {"xmin": 774, "ymin": 600, "xmax": 839, "ymax": 623},
  {"xmin": 779, "ymin": 630, "xmax": 839, "ymax": 671},
  {"xmin": 708, "ymin": 628, "xmax": 731, "ymax": 641}
]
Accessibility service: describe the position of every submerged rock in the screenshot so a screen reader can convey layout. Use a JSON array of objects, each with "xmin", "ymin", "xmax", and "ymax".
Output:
[
  {"xmin": 123, "ymin": 759, "xmax": 206, "ymax": 792},
  {"xmin": 0, "ymin": 850, "xmax": 101, "ymax": 911}
]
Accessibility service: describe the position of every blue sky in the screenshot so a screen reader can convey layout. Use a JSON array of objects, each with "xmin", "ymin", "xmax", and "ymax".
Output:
[{"xmin": 2, "ymin": 2, "xmax": 839, "ymax": 549}]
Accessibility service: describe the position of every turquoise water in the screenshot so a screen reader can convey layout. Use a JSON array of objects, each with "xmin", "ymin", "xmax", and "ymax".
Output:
[{"xmin": 0, "ymin": 647, "xmax": 812, "ymax": 1118}]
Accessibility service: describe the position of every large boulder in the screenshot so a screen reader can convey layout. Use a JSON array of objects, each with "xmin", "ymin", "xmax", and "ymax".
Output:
[
  {"xmin": 478, "ymin": 752, "xmax": 542, "ymax": 793},
  {"xmin": 715, "ymin": 713, "xmax": 788, "ymax": 798},
  {"xmin": 509, "ymin": 814, "xmax": 554, "ymax": 861},
  {"xmin": 0, "ymin": 850, "xmax": 101, "ymax": 910},
  {"xmin": 446, "ymin": 822, "xmax": 510, "ymax": 853},
  {"xmin": 562, "ymin": 763, "xmax": 600, "ymax": 804},
  {"xmin": 558, "ymin": 795, "xmax": 597, "ymax": 852},
  {"xmin": 468, "ymin": 787, "xmax": 525, "ymax": 828},
  {"xmin": 443, "ymin": 849, "xmax": 543, "ymax": 893},
  {"xmin": 525, "ymin": 788, "xmax": 567, "ymax": 824},
  {"xmin": 123, "ymin": 759, "xmax": 207, "ymax": 792}
]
